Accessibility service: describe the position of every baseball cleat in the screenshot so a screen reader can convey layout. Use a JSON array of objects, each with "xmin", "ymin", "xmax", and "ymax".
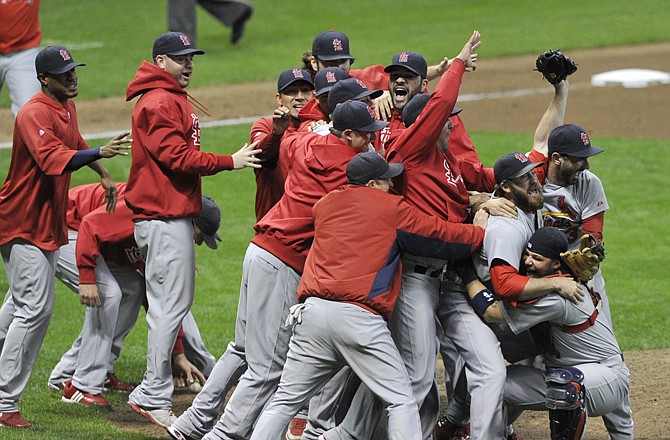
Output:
[
  {"xmin": 128, "ymin": 402, "xmax": 177, "ymax": 429},
  {"xmin": 103, "ymin": 372, "xmax": 134, "ymax": 393},
  {"xmin": 167, "ymin": 425, "xmax": 197, "ymax": 440},
  {"xmin": 285, "ymin": 415, "xmax": 307, "ymax": 439},
  {"xmin": 433, "ymin": 414, "xmax": 470, "ymax": 440},
  {"xmin": 0, "ymin": 411, "xmax": 31, "ymax": 428},
  {"xmin": 61, "ymin": 381, "xmax": 111, "ymax": 407}
]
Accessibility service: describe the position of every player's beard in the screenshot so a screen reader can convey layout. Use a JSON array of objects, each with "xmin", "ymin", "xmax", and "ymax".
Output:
[{"xmin": 510, "ymin": 182, "xmax": 544, "ymax": 212}]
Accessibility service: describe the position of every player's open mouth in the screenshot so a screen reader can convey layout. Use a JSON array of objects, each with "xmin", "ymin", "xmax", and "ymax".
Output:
[
  {"xmin": 393, "ymin": 87, "xmax": 408, "ymax": 101},
  {"xmin": 528, "ymin": 188, "xmax": 540, "ymax": 196}
]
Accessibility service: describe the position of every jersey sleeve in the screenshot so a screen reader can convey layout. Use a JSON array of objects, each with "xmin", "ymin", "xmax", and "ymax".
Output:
[
  {"xmin": 141, "ymin": 100, "xmax": 233, "ymax": 174},
  {"xmin": 250, "ymin": 117, "xmax": 282, "ymax": 163},
  {"xmin": 386, "ymin": 60, "xmax": 466, "ymax": 166},
  {"xmin": 16, "ymin": 106, "xmax": 79, "ymax": 176},
  {"xmin": 579, "ymin": 171, "xmax": 609, "ymax": 219},
  {"xmin": 395, "ymin": 197, "xmax": 484, "ymax": 260},
  {"xmin": 484, "ymin": 214, "xmax": 528, "ymax": 271},
  {"xmin": 529, "ymin": 149, "xmax": 549, "ymax": 183},
  {"xmin": 501, "ymin": 295, "xmax": 566, "ymax": 334}
]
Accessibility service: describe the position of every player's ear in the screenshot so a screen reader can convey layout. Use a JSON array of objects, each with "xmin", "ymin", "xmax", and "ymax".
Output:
[
  {"xmin": 550, "ymin": 152, "xmax": 563, "ymax": 165},
  {"xmin": 421, "ymin": 78, "xmax": 429, "ymax": 91},
  {"xmin": 309, "ymin": 55, "xmax": 319, "ymax": 72},
  {"xmin": 275, "ymin": 93, "xmax": 282, "ymax": 105}
]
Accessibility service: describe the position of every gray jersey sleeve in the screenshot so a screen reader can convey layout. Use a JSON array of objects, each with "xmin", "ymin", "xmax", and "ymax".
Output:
[{"xmin": 501, "ymin": 295, "xmax": 566, "ymax": 334}]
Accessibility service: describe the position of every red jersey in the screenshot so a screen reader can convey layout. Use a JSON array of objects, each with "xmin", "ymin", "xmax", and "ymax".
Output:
[
  {"xmin": 298, "ymin": 184, "xmax": 484, "ymax": 320},
  {"xmin": 249, "ymin": 117, "xmax": 299, "ymax": 221},
  {"xmin": 66, "ymin": 182, "xmax": 127, "ymax": 231},
  {"xmin": 252, "ymin": 133, "xmax": 359, "ymax": 273},
  {"xmin": 0, "ymin": 91, "xmax": 88, "ymax": 250},
  {"xmin": 0, "ymin": 0, "xmax": 41, "ymax": 54},
  {"xmin": 385, "ymin": 61, "xmax": 496, "ymax": 223},
  {"xmin": 349, "ymin": 65, "xmax": 389, "ymax": 90},
  {"xmin": 124, "ymin": 61, "xmax": 234, "ymax": 220},
  {"xmin": 76, "ymin": 201, "xmax": 145, "ymax": 284}
]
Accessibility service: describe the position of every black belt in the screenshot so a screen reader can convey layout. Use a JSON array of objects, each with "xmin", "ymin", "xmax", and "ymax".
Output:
[{"xmin": 414, "ymin": 265, "xmax": 442, "ymax": 278}]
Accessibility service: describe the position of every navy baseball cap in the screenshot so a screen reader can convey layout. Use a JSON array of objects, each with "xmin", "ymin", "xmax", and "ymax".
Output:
[
  {"xmin": 314, "ymin": 67, "xmax": 348, "ymax": 97},
  {"xmin": 548, "ymin": 124, "xmax": 604, "ymax": 158},
  {"xmin": 195, "ymin": 196, "xmax": 222, "ymax": 250},
  {"xmin": 312, "ymin": 30, "xmax": 356, "ymax": 61},
  {"xmin": 332, "ymin": 100, "xmax": 389, "ymax": 132},
  {"xmin": 153, "ymin": 32, "xmax": 205, "ymax": 59},
  {"xmin": 402, "ymin": 93, "xmax": 462, "ymax": 128},
  {"xmin": 494, "ymin": 152, "xmax": 543, "ymax": 184},
  {"xmin": 384, "ymin": 51, "xmax": 428, "ymax": 78},
  {"xmin": 327, "ymin": 78, "xmax": 383, "ymax": 113},
  {"xmin": 277, "ymin": 68, "xmax": 314, "ymax": 93},
  {"xmin": 527, "ymin": 227, "xmax": 569, "ymax": 260},
  {"xmin": 347, "ymin": 152, "xmax": 404, "ymax": 185},
  {"xmin": 35, "ymin": 46, "xmax": 85, "ymax": 75}
]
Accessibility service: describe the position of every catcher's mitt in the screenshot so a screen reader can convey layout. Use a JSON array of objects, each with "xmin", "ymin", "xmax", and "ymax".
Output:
[
  {"xmin": 560, "ymin": 234, "xmax": 605, "ymax": 282},
  {"xmin": 535, "ymin": 49, "xmax": 578, "ymax": 84}
]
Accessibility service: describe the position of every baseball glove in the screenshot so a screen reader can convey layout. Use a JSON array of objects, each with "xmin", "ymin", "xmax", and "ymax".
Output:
[
  {"xmin": 535, "ymin": 49, "xmax": 578, "ymax": 84},
  {"xmin": 560, "ymin": 234, "xmax": 605, "ymax": 282}
]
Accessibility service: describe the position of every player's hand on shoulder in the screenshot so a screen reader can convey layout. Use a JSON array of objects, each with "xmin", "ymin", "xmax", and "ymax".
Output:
[
  {"xmin": 374, "ymin": 90, "xmax": 393, "ymax": 121},
  {"xmin": 552, "ymin": 277, "xmax": 584, "ymax": 304},
  {"xmin": 232, "ymin": 140, "xmax": 262, "ymax": 169},
  {"xmin": 472, "ymin": 209, "xmax": 489, "ymax": 229},
  {"xmin": 480, "ymin": 197, "xmax": 517, "ymax": 219}
]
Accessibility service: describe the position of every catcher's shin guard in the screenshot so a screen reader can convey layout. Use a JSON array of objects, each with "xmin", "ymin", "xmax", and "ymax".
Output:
[{"xmin": 545, "ymin": 367, "xmax": 586, "ymax": 440}]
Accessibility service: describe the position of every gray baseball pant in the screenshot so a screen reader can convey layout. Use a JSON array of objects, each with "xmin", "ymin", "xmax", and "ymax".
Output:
[
  {"xmin": 250, "ymin": 297, "xmax": 422, "ymax": 440},
  {"xmin": 202, "ymin": 242, "xmax": 300, "ymax": 440},
  {"xmin": 504, "ymin": 356, "xmax": 633, "ymax": 439},
  {"xmin": 0, "ymin": 240, "xmax": 57, "ymax": 411},
  {"xmin": 129, "ymin": 218, "xmax": 195, "ymax": 409},
  {"xmin": 0, "ymin": 47, "xmax": 41, "ymax": 116},
  {"xmin": 167, "ymin": 0, "xmax": 252, "ymax": 46}
]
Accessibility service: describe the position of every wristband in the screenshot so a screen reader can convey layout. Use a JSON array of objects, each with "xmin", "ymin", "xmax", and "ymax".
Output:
[{"xmin": 470, "ymin": 288, "xmax": 496, "ymax": 318}]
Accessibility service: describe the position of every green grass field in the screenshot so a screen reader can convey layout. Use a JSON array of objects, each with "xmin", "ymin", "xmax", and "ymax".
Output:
[{"xmin": 0, "ymin": 0, "xmax": 669, "ymax": 438}]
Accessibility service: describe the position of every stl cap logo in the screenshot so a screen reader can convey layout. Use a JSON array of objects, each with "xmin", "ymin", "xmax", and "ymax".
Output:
[
  {"xmin": 332, "ymin": 38, "xmax": 343, "ymax": 52},
  {"xmin": 514, "ymin": 152, "xmax": 529, "ymax": 163},
  {"xmin": 326, "ymin": 71, "xmax": 336, "ymax": 83},
  {"xmin": 366, "ymin": 105, "xmax": 375, "ymax": 120},
  {"xmin": 399, "ymin": 52, "xmax": 410, "ymax": 63},
  {"xmin": 355, "ymin": 79, "xmax": 367, "ymax": 90},
  {"xmin": 59, "ymin": 49, "xmax": 71, "ymax": 61},
  {"xmin": 180, "ymin": 34, "xmax": 191, "ymax": 46},
  {"xmin": 580, "ymin": 132, "xmax": 590, "ymax": 145},
  {"xmin": 292, "ymin": 68, "xmax": 304, "ymax": 79}
]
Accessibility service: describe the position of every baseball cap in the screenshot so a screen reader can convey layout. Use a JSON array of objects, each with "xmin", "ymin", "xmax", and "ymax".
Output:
[
  {"xmin": 195, "ymin": 196, "xmax": 222, "ymax": 250},
  {"xmin": 35, "ymin": 46, "xmax": 85, "ymax": 75},
  {"xmin": 384, "ymin": 51, "xmax": 428, "ymax": 78},
  {"xmin": 277, "ymin": 68, "xmax": 315, "ymax": 93},
  {"xmin": 332, "ymin": 100, "xmax": 389, "ymax": 132},
  {"xmin": 152, "ymin": 32, "xmax": 205, "ymax": 59},
  {"xmin": 312, "ymin": 30, "xmax": 356, "ymax": 61},
  {"xmin": 527, "ymin": 227, "xmax": 569, "ymax": 260},
  {"xmin": 548, "ymin": 124, "xmax": 604, "ymax": 158},
  {"xmin": 494, "ymin": 152, "xmax": 543, "ymax": 184},
  {"xmin": 402, "ymin": 93, "xmax": 463, "ymax": 128},
  {"xmin": 314, "ymin": 67, "xmax": 348, "ymax": 97},
  {"xmin": 347, "ymin": 152, "xmax": 404, "ymax": 185},
  {"xmin": 327, "ymin": 78, "xmax": 383, "ymax": 113}
]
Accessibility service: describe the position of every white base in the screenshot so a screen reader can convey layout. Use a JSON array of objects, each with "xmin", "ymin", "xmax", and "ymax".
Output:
[{"xmin": 591, "ymin": 69, "xmax": 670, "ymax": 88}]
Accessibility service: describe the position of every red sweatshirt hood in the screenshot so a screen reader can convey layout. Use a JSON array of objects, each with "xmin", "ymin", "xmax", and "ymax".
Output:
[
  {"xmin": 299, "ymin": 98, "xmax": 329, "ymax": 123},
  {"xmin": 126, "ymin": 60, "xmax": 186, "ymax": 101}
]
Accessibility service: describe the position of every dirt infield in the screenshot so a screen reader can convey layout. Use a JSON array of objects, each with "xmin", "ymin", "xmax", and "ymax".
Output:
[{"xmin": 2, "ymin": 43, "xmax": 668, "ymax": 438}]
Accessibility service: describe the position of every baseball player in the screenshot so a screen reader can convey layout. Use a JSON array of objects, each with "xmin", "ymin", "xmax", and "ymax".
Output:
[
  {"xmin": 167, "ymin": 0, "xmax": 253, "ymax": 46},
  {"xmin": 435, "ymin": 152, "xmax": 584, "ymax": 440},
  {"xmin": 250, "ymin": 68, "xmax": 315, "ymax": 221},
  {"xmin": 320, "ymin": 31, "xmax": 504, "ymax": 440},
  {"xmin": 248, "ymin": 152, "xmax": 488, "ymax": 440},
  {"xmin": 48, "ymin": 184, "xmax": 219, "ymax": 403},
  {"xmin": 463, "ymin": 226, "xmax": 633, "ymax": 439},
  {"xmin": 297, "ymin": 67, "xmax": 348, "ymax": 132},
  {"xmin": 175, "ymin": 101, "xmax": 385, "ymax": 440},
  {"xmin": 0, "ymin": 45, "xmax": 129, "ymax": 428},
  {"xmin": 0, "ymin": 0, "xmax": 41, "ymax": 116},
  {"xmin": 124, "ymin": 31, "xmax": 260, "ymax": 429}
]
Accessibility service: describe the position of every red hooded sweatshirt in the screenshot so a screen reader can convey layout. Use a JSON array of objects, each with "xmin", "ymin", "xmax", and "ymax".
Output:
[{"xmin": 124, "ymin": 61, "xmax": 234, "ymax": 219}]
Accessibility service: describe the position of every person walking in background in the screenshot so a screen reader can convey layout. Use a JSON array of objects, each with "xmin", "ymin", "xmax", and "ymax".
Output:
[
  {"xmin": 167, "ymin": 0, "xmax": 253, "ymax": 46},
  {"xmin": 0, "ymin": 0, "xmax": 42, "ymax": 116}
]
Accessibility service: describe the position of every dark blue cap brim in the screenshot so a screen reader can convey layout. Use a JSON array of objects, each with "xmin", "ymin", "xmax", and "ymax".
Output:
[
  {"xmin": 358, "ymin": 120, "xmax": 389, "ymax": 132},
  {"xmin": 166, "ymin": 49, "xmax": 205, "ymax": 56},
  {"xmin": 48, "ymin": 62, "xmax": 86, "ymax": 75}
]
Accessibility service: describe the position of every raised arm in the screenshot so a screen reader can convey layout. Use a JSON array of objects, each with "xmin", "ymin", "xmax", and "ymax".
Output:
[{"xmin": 532, "ymin": 80, "xmax": 569, "ymax": 156}]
